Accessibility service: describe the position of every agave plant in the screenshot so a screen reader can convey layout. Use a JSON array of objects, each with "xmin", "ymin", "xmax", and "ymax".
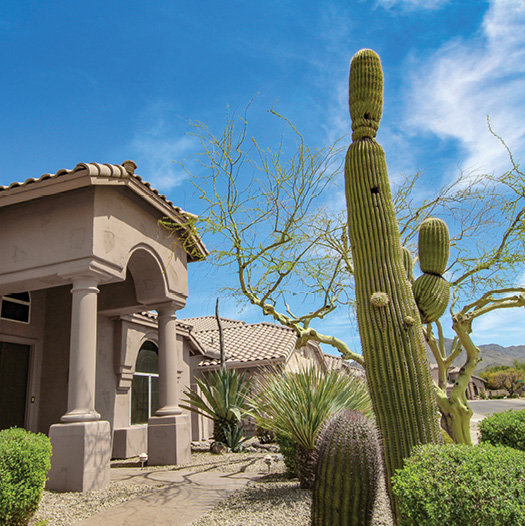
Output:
[
  {"xmin": 248, "ymin": 367, "xmax": 373, "ymax": 488},
  {"xmin": 181, "ymin": 368, "xmax": 252, "ymax": 447}
]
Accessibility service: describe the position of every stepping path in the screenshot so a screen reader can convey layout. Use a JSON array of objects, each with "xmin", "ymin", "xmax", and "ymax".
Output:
[{"xmin": 75, "ymin": 459, "xmax": 265, "ymax": 526}]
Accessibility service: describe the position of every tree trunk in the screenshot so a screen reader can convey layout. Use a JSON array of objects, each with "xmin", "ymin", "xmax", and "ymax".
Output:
[{"xmin": 296, "ymin": 444, "xmax": 317, "ymax": 489}]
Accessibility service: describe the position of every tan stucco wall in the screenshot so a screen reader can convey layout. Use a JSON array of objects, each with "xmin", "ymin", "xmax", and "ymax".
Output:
[
  {"xmin": 38, "ymin": 285, "xmax": 71, "ymax": 434},
  {"xmin": 0, "ymin": 190, "xmax": 96, "ymax": 294},
  {"xmin": 284, "ymin": 343, "xmax": 323, "ymax": 372},
  {"xmin": 93, "ymin": 186, "xmax": 189, "ymax": 302},
  {"xmin": 0, "ymin": 185, "xmax": 189, "ymax": 311},
  {"xmin": 95, "ymin": 315, "xmax": 117, "ymax": 427}
]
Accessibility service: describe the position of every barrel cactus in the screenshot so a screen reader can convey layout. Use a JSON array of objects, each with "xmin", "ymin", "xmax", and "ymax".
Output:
[
  {"xmin": 312, "ymin": 409, "xmax": 393, "ymax": 526},
  {"xmin": 344, "ymin": 49, "xmax": 442, "ymax": 512}
]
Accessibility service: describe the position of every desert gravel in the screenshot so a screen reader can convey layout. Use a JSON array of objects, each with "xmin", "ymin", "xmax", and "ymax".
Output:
[
  {"xmin": 190, "ymin": 480, "xmax": 312, "ymax": 526},
  {"xmin": 30, "ymin": 449, "xmax": 312, "ymax": 526}
]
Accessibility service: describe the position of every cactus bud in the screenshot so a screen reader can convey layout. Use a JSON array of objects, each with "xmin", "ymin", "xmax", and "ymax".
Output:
[{"xmin": 371, "ymin": 292, "xmax": 390, "ymax": 307}]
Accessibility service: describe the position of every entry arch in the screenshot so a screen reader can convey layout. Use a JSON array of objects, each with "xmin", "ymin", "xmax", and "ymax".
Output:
[{"xmin": 125, "ymin": 245, "xmax": 169, "ymax": 306}]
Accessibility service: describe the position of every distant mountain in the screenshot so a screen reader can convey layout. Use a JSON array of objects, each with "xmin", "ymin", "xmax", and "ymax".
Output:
[{"xmin": 427, "ymin": 339, "xmax": 525, "ymax": 373}]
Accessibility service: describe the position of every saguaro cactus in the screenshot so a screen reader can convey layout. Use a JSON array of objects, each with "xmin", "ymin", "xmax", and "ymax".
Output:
[
  {"xmin": 344, "ymin": 49, "xmax": 442, "ymax": 509},
  {"xmin": 413, "ymin": 217, "xmax": 450, "ymax": 323},
  {"xmin": 312, "ymin": 409, "xmax": 393, "ymax": 526}
]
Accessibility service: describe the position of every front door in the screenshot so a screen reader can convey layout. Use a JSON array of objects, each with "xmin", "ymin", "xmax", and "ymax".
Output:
[{"xmin": 0, "ymin": 342, "xmax": 30, "ymax": 430}]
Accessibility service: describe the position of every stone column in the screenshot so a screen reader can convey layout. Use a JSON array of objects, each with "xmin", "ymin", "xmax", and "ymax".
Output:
[
  {"xmin": 62, "ymin": 277, "xmax": 101, "ymax": 422},
  {"xmin": 156, "ymin": 304, "xmax": 182, "ymax": 416},
  {"xmin": 47, "ymin": 276, "xmax": 111, "ymax": 492},
  {"xmin": 148, "ymin": 302, "xmax": 191, "ymax": 465}
]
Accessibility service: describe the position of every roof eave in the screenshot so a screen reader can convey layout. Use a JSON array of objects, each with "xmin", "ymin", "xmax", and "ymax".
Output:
[{"xmin": 199, "ymin": 356, "xmax": 287, "ymax": 371}]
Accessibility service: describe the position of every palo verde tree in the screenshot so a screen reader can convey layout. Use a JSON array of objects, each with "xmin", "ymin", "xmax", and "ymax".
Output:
[
  {"xmin": 164, "ymin": 60, "xmax": 525, "ymax": 450},
  {"xmin": 175, "ymin": 103, "xmax": 364, "ymax": 365},
  {"xmin": 395, "ymin": 128, "xmax": 525, "ymax": 444}
]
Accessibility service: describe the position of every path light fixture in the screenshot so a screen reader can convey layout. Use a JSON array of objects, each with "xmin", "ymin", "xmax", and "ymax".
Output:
[
  {"xmin": 139, "ymin": 452, "xmax": 148, "ymax": 469},
  {"xmin": 264, "ymin": 455, "xmax": 272, "ymax": 474}
]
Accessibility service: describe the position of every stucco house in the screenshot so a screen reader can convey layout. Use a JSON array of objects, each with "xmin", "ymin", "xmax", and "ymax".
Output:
[
  {"xmin": 179, "ymin": 315, "xmax": 328, "ymax": 438},
  {"xmin": 430, "ymin": 364, "xmax": 487, "ymax": 399},
  {"xmin": 0, "ymin": 161, "xmax": 208, "ymax": 492}
]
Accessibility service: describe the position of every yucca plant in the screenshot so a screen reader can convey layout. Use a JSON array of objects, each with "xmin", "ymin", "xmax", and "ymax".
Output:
[
  {"xmin": 181, "ymin": 368, "xmax": 252, "ymax": 447},
  {"xmin": 249, "ymin": 367, "xmax": 373, "ymax": 488}
]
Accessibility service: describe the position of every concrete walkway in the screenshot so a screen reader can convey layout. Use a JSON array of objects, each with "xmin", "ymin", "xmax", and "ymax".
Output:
[{"xmin": 75, "ymin": 460, "xmax": 265, "ymax": 526}]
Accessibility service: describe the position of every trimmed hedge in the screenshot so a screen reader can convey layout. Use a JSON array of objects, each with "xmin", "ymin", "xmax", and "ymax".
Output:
[
  {"xmin": 479, "ymin": 409, "xmax": 525, "ymax": 451},
  {"xmin": 392, "ymin": 444, "xmax": 525, "ymax": 526},
  {"xmin": 0, "ymin": 427, "xmax": 52, "ymax": 526}
]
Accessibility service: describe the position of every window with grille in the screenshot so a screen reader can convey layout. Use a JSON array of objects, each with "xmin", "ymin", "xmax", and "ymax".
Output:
[
  {"xmin": 1, "ymin": 293, "xmax": 30, "ymax": 324},
  {"xmin": 131, "ymin": 341, "xmax": 159, "ymax": 425}
]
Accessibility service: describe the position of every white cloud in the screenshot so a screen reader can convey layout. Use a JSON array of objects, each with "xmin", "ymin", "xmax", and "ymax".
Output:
[
  {"xmin": 130, "ymin": 133, "xmax": 196, "ymax": 191},
  {"xmin": 125, "ymin": 101, "xmax": 199, "ymax": 192},
  {"xmin": 404, "ymin": 0, "xmax": 525, "ymax": 176},
  {"xmin": 470, "ymin": 307, "xmax": 525, "ymax": 347},
  {"xmin": 375, "ymin": 0, "xmax": 450, "ymax": 11}
]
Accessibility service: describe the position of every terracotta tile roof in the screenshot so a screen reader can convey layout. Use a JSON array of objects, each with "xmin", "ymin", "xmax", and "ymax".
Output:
[
  {"xmin": 324, "ymin": 353, "xmax": 366, "ymax": 379},
  {"xmin": 0, "ymin": 160, "xmax": 187, "ymax": 213},
  {"xmin": 180, "ymin": 315, "xmax": 246, "ymax": 333},
  {"xmin": 0, "ymin": 160, "xmax": 207, "ymax": 260},
  {"xmin": 178, "ymin": 317, "xmax": 297, "ymax": 367}
]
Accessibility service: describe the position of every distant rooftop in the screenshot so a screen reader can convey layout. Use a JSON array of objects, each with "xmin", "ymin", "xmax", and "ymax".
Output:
[{"xmin": 179, "ymin": 316, "xmax": 298, "ymax": 368}]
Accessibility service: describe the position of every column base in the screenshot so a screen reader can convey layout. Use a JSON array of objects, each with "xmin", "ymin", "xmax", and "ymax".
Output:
[
  {"xmin": 61, "ymin": 409, "xmax": 101, "ymax": 423},
  {"xmin": 46, "ymin": 421, "xmax": 111, "ymax": 492},
  {"xmin": 112, "ymin": 425, "xmax": 147, "ymax": 458},
  {"xmin": 148, "ymin": 414, "xmax": 191, "ymax": 466}
]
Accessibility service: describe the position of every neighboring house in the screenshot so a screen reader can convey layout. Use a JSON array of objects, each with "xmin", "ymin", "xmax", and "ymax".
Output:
[
  {"xmin": 323, "ymin": 352, "xmax": 366, "ymax": 379},
  {"xmin": 0, "ymin": 161, "xmax": 208, "ymax": 492},
  {"xmin": 430, "ymin": 365, "xmax": 487, "ymax": 399},
  {"xmin": 179, "ymin": 316, "xmax": 327, "ymax": 438}
]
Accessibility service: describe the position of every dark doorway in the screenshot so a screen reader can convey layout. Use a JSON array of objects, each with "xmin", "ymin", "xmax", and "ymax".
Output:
[{"xmin": 0, "ymin": 342, "xmax": 30, "ymax": 430}]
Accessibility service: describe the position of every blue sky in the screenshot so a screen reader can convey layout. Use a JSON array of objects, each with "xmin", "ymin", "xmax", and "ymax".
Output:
[{"xmin": 1, "ymin": 0, "xmax": 524, "ymax": 352}]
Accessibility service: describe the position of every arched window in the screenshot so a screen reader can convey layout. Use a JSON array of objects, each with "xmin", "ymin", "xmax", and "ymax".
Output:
[
  {"xmin": 131, "ymin": 341, "xmax": 159, "ymax": 425},
  {"xmin": 1, "ymin": 293, "xmax": 31, "ymax": 323}
]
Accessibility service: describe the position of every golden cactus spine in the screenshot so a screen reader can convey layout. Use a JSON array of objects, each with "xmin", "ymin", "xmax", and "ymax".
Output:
[{"xmin": 344, "ymin": 49, "xmax": 442, "ymax": 507}]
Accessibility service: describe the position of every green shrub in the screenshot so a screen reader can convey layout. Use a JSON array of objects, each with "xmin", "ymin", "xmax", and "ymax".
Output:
[
  {"xmin": 479, "ymin": 409, "xmax": 525, "ymax": 451},
  {"xmin": 0, "ymin": 427, "xmax": 52, "ymax": 526},
  {"xmin": 392, "ymin": 444, "xmax": 525, "ymax": 526},
  {"xmin": 181, "ymin": 368, "xmax": 252, "ymax": 445},
  {"xmin": 276, "ymin": 433, "xmax": 297, "ymax": 476},
  {"xmin": 249, "ymin": 367, "xmax": 372, "ymax": 488}
]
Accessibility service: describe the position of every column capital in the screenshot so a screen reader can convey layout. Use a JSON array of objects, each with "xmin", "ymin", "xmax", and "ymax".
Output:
[
  {"xmin": 155, "ymin": 301, "xmax": 183, "ymax": 318},
  {"xmin": 70, "ymin": 277, "xmax": 100, "ymax": 295},
  {"xmin": 57, "ymin": 260, "xmax": 116, "ymax": 284}
]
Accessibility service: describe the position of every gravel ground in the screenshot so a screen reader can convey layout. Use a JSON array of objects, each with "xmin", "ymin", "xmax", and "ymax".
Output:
[
  {"xmin": 190, "ymin": 479, "xmax": 312, "ymax": 526},
  {"xmin": 30, "ymin": 449, "xmax": 311, "ymax": 526},
  {"xmin": 29, "ymin": 482, "xmax": 157, "ymax": 526}
]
